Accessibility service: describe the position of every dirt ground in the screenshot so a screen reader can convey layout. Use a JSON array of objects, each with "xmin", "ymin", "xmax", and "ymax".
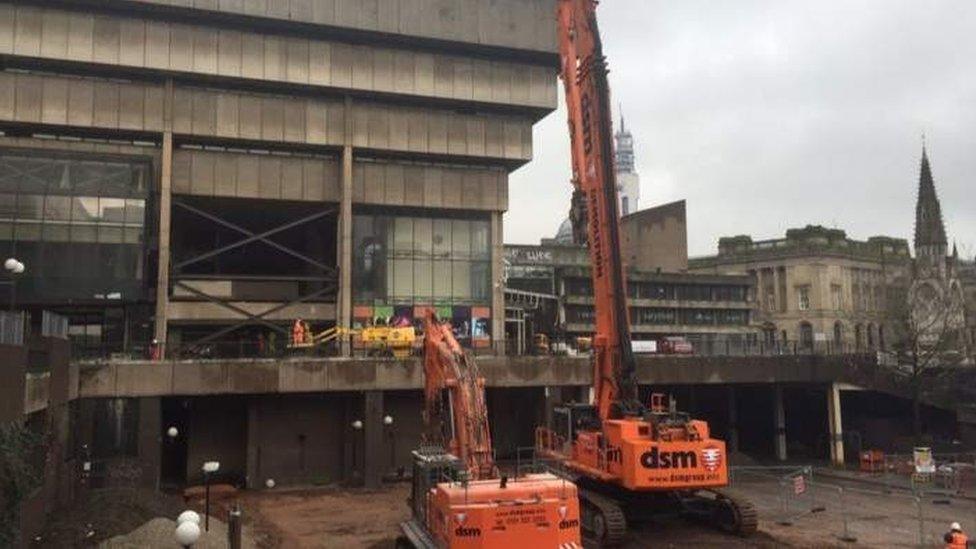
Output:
[
  {"xmin": 239, "ymin": 476, "xmax": 975, "ymax": 548},
  {"xmin": 240, "ymin": 484, "xmax": 410, "ymax": 548},
  {"xmin": 239, "ymin": 483, "xmax": 789, "ymax": 548},
  {"xmin": 38, "ymin": 475, "xmax": 971, "ymax": 548}
]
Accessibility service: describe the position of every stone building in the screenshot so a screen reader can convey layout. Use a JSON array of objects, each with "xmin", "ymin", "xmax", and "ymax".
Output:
[
  {"xmin": 907, "ymin": 146, "xmax": 968, "ymax": 352},
  {"xmin": 0, "ymin": 0, "xmax": 559, "ymax": 357},
  {"xmin": 690, "ymin": 226, "xmax": 911, "ymax": 352}
]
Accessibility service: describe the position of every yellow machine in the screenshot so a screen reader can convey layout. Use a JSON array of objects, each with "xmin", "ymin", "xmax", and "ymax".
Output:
[{"xmin": 289, "ymin": 321, "xmax": 417, "ymax": 358}]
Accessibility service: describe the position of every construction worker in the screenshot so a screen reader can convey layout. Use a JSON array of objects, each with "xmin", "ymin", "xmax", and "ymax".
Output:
[
  {"xmin": 292, "ymin": 319, "xmax": 305, "ymax": 347},
  {"xmin": 944, "ymin": 522, "xmax": 968, "ymax": 548}
]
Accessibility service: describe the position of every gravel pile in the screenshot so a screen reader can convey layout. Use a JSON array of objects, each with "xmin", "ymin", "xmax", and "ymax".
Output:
[{"xmin": 99, "ymin": 516, "xmax": 257, "ymax": 548}]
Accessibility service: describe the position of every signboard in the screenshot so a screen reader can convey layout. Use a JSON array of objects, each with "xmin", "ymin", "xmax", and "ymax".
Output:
[
  {"xmin": 913, "ymin": 447, "xmax": 935, "ymax": 474},
  {"xmin": 632, "ymin": 340, "xmax": 658, "ymax": 354},
  {"xmin": 505, "ymin": 247, "xmax": 554, "ymax": 265},
  {"xmin": 792, "ymin": 474, "xmax": 806, "ymax": 495}
]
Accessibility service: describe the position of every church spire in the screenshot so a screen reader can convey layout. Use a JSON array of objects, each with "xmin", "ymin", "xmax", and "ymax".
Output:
[{"xmin": 914, "ymin": 143, "xmax": 947, "ymax": 251}]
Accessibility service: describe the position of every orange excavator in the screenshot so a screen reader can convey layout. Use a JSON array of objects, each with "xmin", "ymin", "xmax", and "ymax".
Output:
[
  {"xmin": 397, "ymin": 311, "xmax": 582, "ymax": 548},
  {"xmin": 535, "ymin": 0, "xmax": 757, "ymax": 544}
]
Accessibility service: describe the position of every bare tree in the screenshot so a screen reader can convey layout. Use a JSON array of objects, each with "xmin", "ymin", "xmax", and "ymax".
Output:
[{"xmin": 886, "ymin": 282, "xmax": 966, "ymax": 441}]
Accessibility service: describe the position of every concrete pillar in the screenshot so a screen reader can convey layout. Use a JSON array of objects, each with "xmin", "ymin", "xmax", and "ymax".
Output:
[
  {"xmin": 491, "ymin": 211, "xmax": 506, "ymax": 354},
  {"xmin": 773, "ymin": 385, "xmax": 787, "ymax": 461},
  {"xmin": 338, "ymin": 144, "xmax": 353, "ymax": 356},
  {"xmin": 727, "ymin": 386, "xmax": 739, "ymax": 453},
  {"xmin": 137, "ymin": 397, "xmax": 161, "ymax": 490},
  {"xmin": 154, "ymin": 79, "xmax": 174, "ymax": 358},
  {"xmin": 245, "ymin": 398, "xmax": 260, "ymax": 489},
  {"xmin": 544, "ymin": 386, "xmax": 564, "ymax": 427},
  {"xmin": 827, "ymin": 383, "xmax": 845, "ymax": 466},
  {"xmin": 363, "ymin": 391, "xmax": 384, "ymax": 489}
]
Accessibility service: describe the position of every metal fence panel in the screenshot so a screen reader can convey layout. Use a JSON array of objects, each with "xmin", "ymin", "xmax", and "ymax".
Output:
[{"xmin": 0, "ymin": 310, "xmax": 25, "ymax": 345}]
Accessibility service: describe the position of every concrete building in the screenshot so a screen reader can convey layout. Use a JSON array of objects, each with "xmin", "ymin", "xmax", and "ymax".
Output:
[
  {"xmin": 0, "ymin": 0, "xmax": 559, "ymax": 358},
  {"xmin": 690, "ymin": 225, "xmax": 911, "ymax": 352},
  {"xmin": 620, "ymin": 199, "xmax": 688, "ymax": 273},
  {"xmin": 505, "ymin": 241, "xmax": 757, "ymax": 353}
]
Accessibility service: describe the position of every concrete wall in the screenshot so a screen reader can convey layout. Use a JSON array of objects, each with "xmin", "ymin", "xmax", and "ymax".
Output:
[
  {"xmin": 0, "ymin": 4, "xmax": 556, "ymax": 109},
  {"xmin": 0, "ymin": 344, "xmax": 29, "ymax": 422},
  {"xmin": 118, "ymin": 0, "xmax": 559, "ymax": 54},
  {"xmin": 621, "ymin": 200, "xmax": 688, "ymax": 273},
  {"xmin": 0, "ymin": 72, "xmax": 535, "ymax": 164},
  {"xmin": 246, "ymin": 393, "xmax": 347, "ymax": 486},
  {"xmin": 77, "ymin": 353, "xmax": 854, "ymax": 397},
  {"xmin": 174, "ymin": 396, "xmax": 243, "ymax": 485}
]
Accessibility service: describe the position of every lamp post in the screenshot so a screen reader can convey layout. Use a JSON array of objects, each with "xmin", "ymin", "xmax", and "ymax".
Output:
[
  {"xmin": 351, "ymin": 419, "xmax": 363, "ymax": 481},
  {"xmin": 4, "ymin": 258, "xmax": 24, "ymax": 312},
  {"xmin": 383, "ymin": 415, "xmax": 396, "ymax": 477},
  {"xmin": 201, "ymin": 461, "xmax": 220, "ymax": 531}
]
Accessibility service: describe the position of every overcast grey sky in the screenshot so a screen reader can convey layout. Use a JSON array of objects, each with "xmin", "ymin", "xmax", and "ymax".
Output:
[{"xmin": 506, "ymin": 0, "xmax": 976, "ymax": 258}]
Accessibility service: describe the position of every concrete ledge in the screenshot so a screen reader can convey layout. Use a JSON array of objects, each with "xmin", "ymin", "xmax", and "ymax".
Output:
[
  {"xmin": 76, "ymin": 354, "xmax": 858, "ymax": 398},
  {"xmin": 24, "ymin": 372, "xmax": 50, "ymax": 415}
]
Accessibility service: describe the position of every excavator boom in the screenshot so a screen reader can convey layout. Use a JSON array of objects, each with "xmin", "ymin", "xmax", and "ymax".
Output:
[
  {"xmin": 558, "ymin": 0, "xmax": 639, "ymax": 420},
  {"xmin": 421, "ymin": 311, "xmax": 496, "ymax": 479},
  {"xmin": 399, "ymin": 312, "xmax": 582, "ymax": 548},
  {"xmin": 541, "ymin": 2, "xmax": 758, "ymax": 543}
]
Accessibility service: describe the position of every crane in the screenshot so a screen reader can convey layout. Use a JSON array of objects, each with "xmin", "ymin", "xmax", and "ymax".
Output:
[
  {"xmin": 536, "ymin": 0, "xmax": 758, "ymax": 544},
  {"xmin": 398, "ymin": 311, "xmax": 582, "ymax": 548}
]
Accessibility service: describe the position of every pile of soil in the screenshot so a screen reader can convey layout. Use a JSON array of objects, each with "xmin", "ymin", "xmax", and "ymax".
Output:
[
  {"xmin": 36, "ymin": 488, "xmax": 184, "ymax": 547},
  {"xmin": 99, "ymin": 516, "xmax": 257, "ymax": 548}
]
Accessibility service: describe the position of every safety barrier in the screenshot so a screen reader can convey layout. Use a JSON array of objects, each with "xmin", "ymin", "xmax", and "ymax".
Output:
[{"xmin": 729, "ymin": 465, "xmax": 970, "ymax": 547}]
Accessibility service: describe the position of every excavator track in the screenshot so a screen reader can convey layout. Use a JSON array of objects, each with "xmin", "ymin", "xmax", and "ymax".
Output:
[
  {"xmin": 579, "ymin": 488, "xmax": 627, "ymax": 546},
  {"xmin": 682, "ymin": 489, "xmax": 758, "ymax": 537},
  {"xmin": 714, "ymin": 491, "xmax": 759, "ymax": 536}
]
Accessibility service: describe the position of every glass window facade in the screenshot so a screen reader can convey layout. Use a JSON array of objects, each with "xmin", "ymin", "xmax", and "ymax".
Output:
[
  {"xmin": 0, "ymin": 151, "xmax": 150, "ymax": 303},
  {"xmin": 353, "ymin": 213, "xmax": 491, "ymax": 306},
  {"xmin": 565, "ymin": 276, "xmax": 750, "ymax": 303}
]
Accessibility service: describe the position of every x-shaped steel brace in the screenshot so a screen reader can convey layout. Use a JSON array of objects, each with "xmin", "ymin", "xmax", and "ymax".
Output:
[
  {"xmin": 172, "ymin": 199, "xmax": 337, "ymax": 275},
  {"xmin": 174, "ymin": 280, "xmax": 336, "ymax": 346}
]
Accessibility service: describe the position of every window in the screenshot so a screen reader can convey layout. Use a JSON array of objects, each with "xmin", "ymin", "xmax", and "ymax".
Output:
[
  {"xmin": 797, "ymin": 285, "xmax": 811, "ymax": 311},
  {"xmin": 352, "ymin": 213, "xmax": 491, "ymax": 306},
  {"xmin": 799, "ymin": 322, "xmax": 814, "ymax": 350},
  {"xmin": 0, "ymin": 152, "xmax": 149, "ymax": 303},
  {"xmin": 830, "ymin": 284, "xmax": 843, "ymax": 311}
]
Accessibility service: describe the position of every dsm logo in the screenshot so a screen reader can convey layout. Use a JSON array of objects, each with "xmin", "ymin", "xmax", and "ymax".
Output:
[
  {"xmin": 454, "ymin": 526, "xmax": 482, "ymax": 538},
  {"xmin": 559, "ymin": 518, "xmax": 580, "ymax": 530},
  {"xmin": 639, "ymin": 447, "xmax": 697, "ymax": 469},
  {"xmin": 701, "ymin": 446, "xmax": 723, "ymax": 472}
]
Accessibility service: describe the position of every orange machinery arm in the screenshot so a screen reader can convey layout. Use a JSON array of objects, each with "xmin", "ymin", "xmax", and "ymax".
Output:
[
  {"xmin": 421, "ymin": 311, "xmax": 497, "ymax": 480},
  {"xmin": 558, "ymin": 0, "xmax": 641, "ymax": 421}
]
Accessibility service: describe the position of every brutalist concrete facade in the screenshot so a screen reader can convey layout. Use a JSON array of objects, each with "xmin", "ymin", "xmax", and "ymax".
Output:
[{"xmin": 0, "ymin": 0, "xmax": 558, "ymax": 358}]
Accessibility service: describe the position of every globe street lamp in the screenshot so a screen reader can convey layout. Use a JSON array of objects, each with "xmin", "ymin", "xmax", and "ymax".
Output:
[
  {"xmin": 201, "ymin": 461, "xmax": 220, "ymax": 531},
  {"xmin": 175, "ymin": 511, "xmax": 201, "ymax": 548},
  {"xmin": 4, "ymin": 258, "xmax": 25, "ymax": 312}
]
